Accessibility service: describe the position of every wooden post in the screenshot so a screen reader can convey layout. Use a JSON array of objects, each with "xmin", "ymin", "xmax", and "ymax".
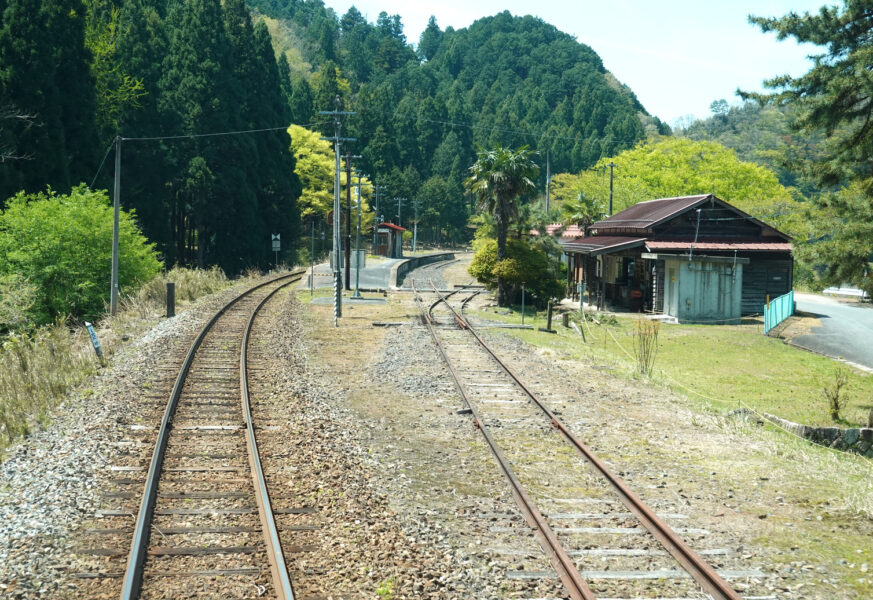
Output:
[{"xmin": 166, "ymin": 282, "xmax": 175, "ymax": 318}]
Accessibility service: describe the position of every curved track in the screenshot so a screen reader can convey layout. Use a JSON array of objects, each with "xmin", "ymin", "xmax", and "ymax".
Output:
[
  {"xmin": 76, "ymin": 272, "xmax": 303, "ymax": 600},
  {"xmin": 414, "ymin": 280, "xmax": 755, "ymax": 600}
]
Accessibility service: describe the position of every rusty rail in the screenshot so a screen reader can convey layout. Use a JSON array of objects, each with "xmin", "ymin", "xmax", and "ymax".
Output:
[
  {"xmin": 120, "ymin": 271, "xmax": 303, "ymax": 600},
  {"xmin": 440, "ymin": 282, "xmax": 744, "ymax": 600},
  {"xmin": 413, "ymin": 282, "xmax": 596, "ymax": 600}
]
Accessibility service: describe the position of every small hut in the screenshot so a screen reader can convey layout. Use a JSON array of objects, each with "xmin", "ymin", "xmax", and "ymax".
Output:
[{"xmin": 375, "ymin": 222, "xmax": 406, "ymax": 258}]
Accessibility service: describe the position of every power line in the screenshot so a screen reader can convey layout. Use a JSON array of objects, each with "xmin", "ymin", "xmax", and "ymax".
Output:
[
  {"xmin": 120, "ymin": 121, "xmax": 327, "ymax": 142},
  {"xmin": 89, "ymin": 121, "xmax": 327, "ymax": 187},
  {"xmin": 90, "ymin": 140, "xmax": 116, "ymax": 188}
]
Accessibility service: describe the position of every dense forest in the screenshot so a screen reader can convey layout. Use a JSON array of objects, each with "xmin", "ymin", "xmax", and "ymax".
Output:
[
  {"xmin": 2, "ymin": 0, "xmax": 869, "ymax": 295},
  {"xmin": 1, "ymin": 0, "xmax": 301, "ymax": 274},
  {"xmin": 1, "ymin": 0, "xmax": 668, "ymax": 271}
]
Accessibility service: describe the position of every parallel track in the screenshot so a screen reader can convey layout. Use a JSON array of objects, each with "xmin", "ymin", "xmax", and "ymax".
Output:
[
  {"xmin": 413, "ymin": 280, "xmax": 749, "ymax": 600},
  {"xmin": 118, "ymin": 271, "xmax": 304, "ymax": 600}
]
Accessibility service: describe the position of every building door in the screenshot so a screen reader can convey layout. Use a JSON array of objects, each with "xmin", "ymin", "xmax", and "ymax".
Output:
[{"xmin": 667, "ymin": 265, "xmax": 678, "ymax": 317}]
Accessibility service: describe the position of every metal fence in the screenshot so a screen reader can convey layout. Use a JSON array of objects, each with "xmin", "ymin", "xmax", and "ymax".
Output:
[{"xmin": 763, "ymin": 290, "xmax": 794, "ymax": 335}]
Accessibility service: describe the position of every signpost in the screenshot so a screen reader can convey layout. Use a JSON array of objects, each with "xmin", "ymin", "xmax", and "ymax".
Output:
[
  {"xmin": 271, "ymin": 233, "xmax": 280, "ymax": 268},
  {"xmin": 84, "ymin": 322, "xmax": 105, "ymax": 366}
]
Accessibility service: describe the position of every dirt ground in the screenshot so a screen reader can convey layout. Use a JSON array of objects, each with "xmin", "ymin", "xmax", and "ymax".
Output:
[{"xmin": 295, "ymin": 254, "xmax": 873, "ymax": 599}]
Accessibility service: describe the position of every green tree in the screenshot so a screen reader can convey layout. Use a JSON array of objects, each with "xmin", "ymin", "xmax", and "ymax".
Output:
[
  {"xmin": 418, "ymin": 16, "xmax": 442, "ymax": 61},
  {"xmin": 0, "ymin": 0, "xmax": 98, "ymax": 200},
  {"xmin": 560, "ymin": 191, "xmax": 607, "ymax": 230},
  {"xmin": 288, "ymin": 124, "xmax": 334, "ymax": 221},
  {"xmin": 796, "ymin": 181, "xmax": 873, "ymax": 297},
  {"xmin": 84, "ymin": 0, "xmax": 146, "ymax": 145},
  {"xmin": 465, "ymin": 145, "xmax": 539, "ymax": 306},
  {"xmin": 745, "ymin": 1, "xmax": 873, "ymax": 289},
  {"xmin": 557, "ymin": 137, "xmax": 805, "ymax": 237},
  {"xmin": 468, "ymin": 238, "xmax": 563, "ymax": 307},
  {"xmin": 0, "ymin": 186, "xmax": 161, "ymax": 324}
]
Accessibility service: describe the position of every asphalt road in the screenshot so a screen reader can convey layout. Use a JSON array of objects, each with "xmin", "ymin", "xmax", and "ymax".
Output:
[{"xmin": 793, "ymin": 292, "xmax": 873, "ymax": 370}]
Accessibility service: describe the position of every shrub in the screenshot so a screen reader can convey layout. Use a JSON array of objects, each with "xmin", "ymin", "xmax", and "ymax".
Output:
[
  {"xmin": 469, "ymin": 238, "xmax": 563, "ymax": 306},
  {"xmin": 0, "ymin": 273, "xmax": 38, "ymax": 333},
  {"xmin": 633, "ymin": 317, "xmax": 660, "ymax": 376},
  {"xmin": 822, "ymin": 367, "xmax": 849, "ymax": 421},
  {"xmin": 0, "ymin": 185, "xmax": 162, "ymax": 326}
]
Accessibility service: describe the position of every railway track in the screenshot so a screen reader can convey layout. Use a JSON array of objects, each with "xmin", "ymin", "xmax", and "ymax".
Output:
[
  {"xmin": 74, "ymin": 272, "xmax": 306, "ymax": 599},
  {"xmin": 413, "ymin": 280, "xmax": 770, "ymax": 600}
]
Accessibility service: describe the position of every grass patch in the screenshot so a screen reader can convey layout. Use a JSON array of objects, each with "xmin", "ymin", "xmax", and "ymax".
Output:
[
  {"xmin": 0, "ymin": 323, "xmax": 95, "ymax": 448},
  {"xmin": 0, "ymin": 267, "xmax": 242, "ymax": 455},
  {"xmin": 472, "ymin": 307, "xmax": 873, "ymax": 427}
]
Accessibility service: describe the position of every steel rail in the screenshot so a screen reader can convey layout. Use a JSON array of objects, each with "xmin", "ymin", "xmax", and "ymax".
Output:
[
  {"xmin": 426, "ymin": 280, "xmax": 475, "ymax": 323},
  {"xmin": 450, "ymin": 288, "xmax": 744, "ymax": 600},
  {"xmin": 120, "ymin": 270, "xmax": 304, "ymax": 600},
  {"xmin": 412, "ymin": 282, "xmax": 595, "ymax": 600},
  {"xmin": 241, "ymin": 280, "xmax": 299, "ymax": 600}
]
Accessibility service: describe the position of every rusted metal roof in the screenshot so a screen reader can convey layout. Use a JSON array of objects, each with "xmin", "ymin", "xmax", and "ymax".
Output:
[
  {"xmin": 378, "ymin": 223, "xmax": 407, "ymax": 232},
  {"xmin": 560, "ymin": 236, "xmax": 647, "ymax": 255},
  {"xmin": 530, "ymin": 223, "xmax": 584, "ymax": 238},
  {"xmin": 646, "ymin": 240, "xmax": 792, "ymax": 251},
  {"xmin": 591, "ymin": 195, "xmax": 711, "ymax": 232}
]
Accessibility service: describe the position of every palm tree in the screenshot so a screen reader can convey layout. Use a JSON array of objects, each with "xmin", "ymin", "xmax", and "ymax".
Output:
[
  {"xmin": 561, "ymin": 190, "xmax": 607, "ymax": 232},
  {"xmin": 465, "ymin": 145, "xmax": 539, "ymax": 306}
]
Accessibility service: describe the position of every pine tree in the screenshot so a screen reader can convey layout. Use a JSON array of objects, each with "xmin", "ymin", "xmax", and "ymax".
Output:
[
  {"xmin": 418, "ymin": 16, "xmax": 442, "ymax": 61},
  {"xmin": 48, "ymin": 0, "xmax": 99, "ymax": 183},
  {"xmin": 161, "ymin": 0, "xmax": 235, "ymax": 268},
  {"xmin": 0, "ymin": 0, "xmax": 98, "ymax": 200},
  {"xmin": 114, "ymin": 0, "xmax": 174, "ymax": 260},
  {"xmin": 747, "ymin": 1, "xmax": 873, "ymax": 290}
]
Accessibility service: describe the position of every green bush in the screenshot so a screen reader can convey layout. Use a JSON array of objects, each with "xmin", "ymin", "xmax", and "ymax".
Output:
[
  {"xmin": 469, "ymin": 238, "xmax": 564, "ymax": 306},
  {"xmin": 0, "ymin": 185, "xmax": 161, "ymax": 325}
]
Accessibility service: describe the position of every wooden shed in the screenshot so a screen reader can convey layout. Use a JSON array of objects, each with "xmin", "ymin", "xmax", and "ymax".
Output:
[
  {"xmin": 375, "ymin": 222, "xmax": 406, "ymax": 258},
  {"xmin": 559, "ymin": 194, "xmax": 793, "ymax": 322}
]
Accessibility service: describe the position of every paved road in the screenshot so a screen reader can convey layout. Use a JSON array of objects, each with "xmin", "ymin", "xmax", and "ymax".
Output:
[
  {"xmin": 308, "ymin": 258, "xmax": 403, "ymax": 290},
  {"xmin": 793, "ymin": 293, "xmax": 873, "ymax": 370}
]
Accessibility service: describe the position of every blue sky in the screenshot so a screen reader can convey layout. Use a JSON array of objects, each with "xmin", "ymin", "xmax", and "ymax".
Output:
[{"xmin": 320, "ymin": 0, "xmax": 832, "ymax": 126}]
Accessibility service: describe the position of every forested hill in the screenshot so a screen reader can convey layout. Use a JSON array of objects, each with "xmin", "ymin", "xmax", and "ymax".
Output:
[
  {"xmin": 249, "ymin": 1, "xmax": 669, "ymax": 239},
  {"xmin": 1, "ymin": 0, "xmax": 667, "ymax": 273},
  {"xmin": 680, "ymin": 101, "xmax": 827, "ymax": 198}
]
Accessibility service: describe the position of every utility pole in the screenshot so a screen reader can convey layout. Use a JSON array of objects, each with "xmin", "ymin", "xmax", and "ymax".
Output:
[
  {"xmin": 110, "ymin": 136, "xmax": 121, "ymax": 316},
  {"xmin": 353, "ymin": 171, "xmax": 366, "ymax": 299},
  {"xmin": 372, "ymin": 185, "xmax": 383, "ymax": 252},
  {"xmin": 319, "ymin": 96, "xmax": 355, "ymax": 327},
  {"xmin": 606, "ymin": 162, "xmax": 616, "ymax": 215},
  {"xmin": 344, "ymin": 152, "xmax": 361, "ymax": 290},
  {"xmin": 545, "ymin": 149, "xmax": 551, "ymax": 213},
  {"xmin": 412, "ymin": 197, "xmax": 419, "ymax": 253}
]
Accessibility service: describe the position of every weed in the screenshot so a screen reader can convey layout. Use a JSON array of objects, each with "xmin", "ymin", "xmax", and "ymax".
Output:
[
  {"xmin": 633, "ymin": 317, "xmax": 660, "ymax": 376},
  {"xmin": 823, "ymin": 367, "xmax": 850, "ymax": 421},
  {"xmin": 0, "ymin": 321, "xmax": 94, "ymax": 451},
  {"xmin": 376, "ymin": 577, "xmax": 395, "ymax": 599}
]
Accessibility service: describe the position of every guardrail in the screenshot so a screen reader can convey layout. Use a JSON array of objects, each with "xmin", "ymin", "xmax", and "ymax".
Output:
[{"xmin": 764, "ymin": 290, "xmax": 794, "ymax": 335}]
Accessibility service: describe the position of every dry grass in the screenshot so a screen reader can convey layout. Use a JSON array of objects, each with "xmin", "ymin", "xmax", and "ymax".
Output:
[
  {"xmin": 0, "ymin": 322, "xmax": 95, "ymax": 448},
  {"xmin": 0, "ymin": 267, "xmax": 240, "ymax": 455}
]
